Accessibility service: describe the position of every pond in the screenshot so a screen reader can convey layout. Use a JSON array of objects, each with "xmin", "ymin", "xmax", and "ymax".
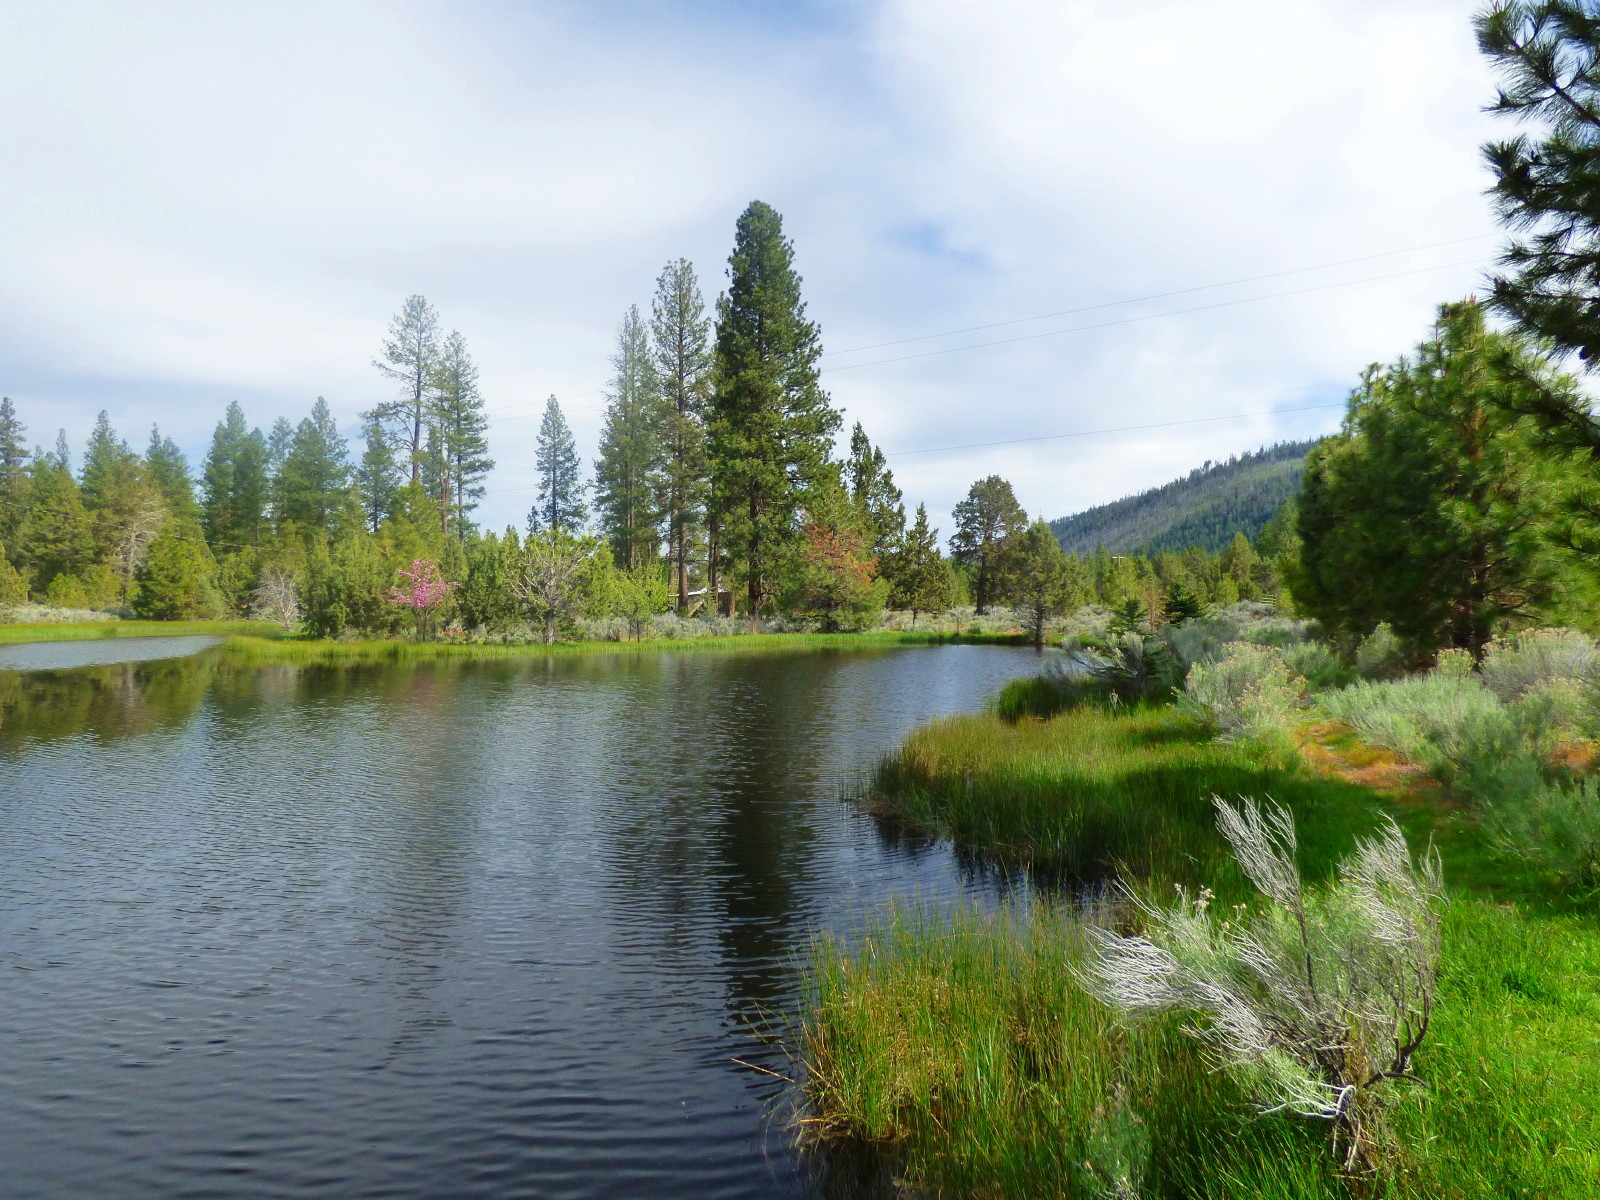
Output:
[{"xmin": 0, "ymin": 642, "xmax": 1050, "ymax": 1200}]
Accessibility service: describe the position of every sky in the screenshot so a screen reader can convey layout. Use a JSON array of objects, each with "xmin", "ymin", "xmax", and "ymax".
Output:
[{"xmin": 0, "ymin": 0, "xmax": 1506, "ymax": 535}]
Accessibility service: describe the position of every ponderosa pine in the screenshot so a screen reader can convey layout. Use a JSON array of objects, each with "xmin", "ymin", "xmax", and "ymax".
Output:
[{"xmin": 707, "ymin": 201, "xmax": 841, "ymax": 626}]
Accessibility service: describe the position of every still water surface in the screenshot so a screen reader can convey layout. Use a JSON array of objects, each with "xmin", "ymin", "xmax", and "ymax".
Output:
[{"xmin": 0, "ymin": 643, "xmax": 1049, "ymax": 1199}]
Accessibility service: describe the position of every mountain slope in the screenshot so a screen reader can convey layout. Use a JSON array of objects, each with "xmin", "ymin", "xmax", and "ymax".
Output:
[{"xmin": 1048, "ymin": 440, "xmax": 1316, "ymax": 555}]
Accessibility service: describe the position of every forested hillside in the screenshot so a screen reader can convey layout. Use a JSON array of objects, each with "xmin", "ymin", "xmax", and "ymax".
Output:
[{"xmin": 1048, "ymin": 439, "xmax": 1316, "ymax": 554}]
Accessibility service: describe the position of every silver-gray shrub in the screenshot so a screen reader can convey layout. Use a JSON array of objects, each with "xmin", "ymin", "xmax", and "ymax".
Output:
[
  {"xmin": 1485, "ymin": 777, "xmax": 1600, "ymax": 887},
  {"xmin": 1354, "ymin": 622, "xmax": 1407, "ymax": 680},
  {"xmin": 1318, "ymin": 673, "xmax": 1560, "ymax": 784},
  {"xmin": 1282, "ymin": 640, "xmax": 1346, "ymax": 691},
  {"xmin": 1084, "ymin": 797, "xmax": 1443, "ymax": 1177},
  {"xmin": 1176, "ymin": 642, "xmax": 1305, "ymax": 742},
  {"xmin": 1479, "ymin": 627, "xmax": 1600, "ymax": 704}
]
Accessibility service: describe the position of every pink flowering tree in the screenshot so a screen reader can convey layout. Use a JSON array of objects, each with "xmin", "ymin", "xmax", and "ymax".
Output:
[{"xmin": 385, "ymin": 557, "xmax": 460, "ymax": 640}]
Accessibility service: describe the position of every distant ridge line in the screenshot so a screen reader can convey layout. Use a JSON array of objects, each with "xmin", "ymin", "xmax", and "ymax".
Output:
[{"xmin": 1048, "ymin": 439, "xmax": 1319, "ymax": 555}]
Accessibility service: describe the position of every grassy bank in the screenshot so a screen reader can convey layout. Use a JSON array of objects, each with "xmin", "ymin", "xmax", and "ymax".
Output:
[
  {"xmin": 866, "ymin": 704, "xmax": 1408, "ymax": 890},
  {"xmin": 219, "ymin": 629, "xmax": 1028, "ymax": 664},
  {"xmin": 0, "ymin": 619, "xmax": 280, "ymax": 645},
  {"xmin": 805, "ymin": 703, "xmax": 1600, "ymax": 1198}
]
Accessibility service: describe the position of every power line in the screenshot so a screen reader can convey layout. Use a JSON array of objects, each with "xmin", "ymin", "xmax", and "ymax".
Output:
[
  {"xmin": 479, "ymin": 401, "xmax": 1346, "ymax": 494},
  {"xmin": 820, "ymin": 232, "xmax": 1496, "ymax": 357},
  {"xmin": 882, "ymin": 402, "xmax": 1346, "ymax": 459},
  {"xmin": 476, "ymin": 234, "xmax": 1494, "ymax": 423},
  {"xmin": 820, "ymin": 257, "xmax": 1490, "ymax": 376}
]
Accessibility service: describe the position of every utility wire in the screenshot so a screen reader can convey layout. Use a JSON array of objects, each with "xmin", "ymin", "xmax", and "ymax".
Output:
[
  {"xmin": 820, "ymin": 257, "xmax": 1490, "ymax": 375},
  {"xmin": 882, "ymin": 402, "xmax": 1347, "ymax": 459},
  {"xmin": 822, "ymin": 232, "xmax": 1497, "ymax": 357},
  {"xmin": 475, "ymin": 233, "xmax": 1494, "ymax": 421},
  {"xmin": 479, "ymin": 401, "xmax": 1346, "ymax": 493}
]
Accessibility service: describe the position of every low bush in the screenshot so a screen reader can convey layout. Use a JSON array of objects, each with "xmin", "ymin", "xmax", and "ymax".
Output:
[
  {"xmin": 1283, "ymin": 640, "xmax": 1349, "ymax": 690},
  {"xmin": 1479, "ymin": 627, "xmax": 1600, "ymax": 704},
  {"xmin": 1176, "ymin": 642, "xmax": 1305, "ymax": 743},
  {"xmin": 1354, "ymin": 622, "xmax": 1408, "ymax": 680},
  {"xmin": 1318, "ymin": 674, "xmax": 1554, "ymax": 785},
  {"xmin": 1482, "ymin": 777, "xmax": 1600, "ymax": 889},
  {"xmin": 1086, "ymin": 798, "xmax": 1443, "ymax": 1178}
]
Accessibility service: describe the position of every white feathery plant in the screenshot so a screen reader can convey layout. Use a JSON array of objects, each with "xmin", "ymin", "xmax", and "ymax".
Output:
[{"xmin": 1083, "ymin": 797, "xmax": 1443, "ymax": 1179}]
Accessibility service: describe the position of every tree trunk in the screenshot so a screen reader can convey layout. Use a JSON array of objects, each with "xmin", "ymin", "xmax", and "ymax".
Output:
[
  {"xmin": 707, "ymin": 515, "xmax": 720, "ymax": 618},
  {"xmin": 676, "ymin": 514, "xmax": 688, "ymax": 612},
  {"xmin": 746, "ymin": 496, "xmax": 761, "ymax": 632}
]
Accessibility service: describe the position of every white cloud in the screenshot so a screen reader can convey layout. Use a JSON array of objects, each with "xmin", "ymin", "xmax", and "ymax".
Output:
[{"xmin": 0, "ymin": 0, "xmax": 1504, "ymax": 532}]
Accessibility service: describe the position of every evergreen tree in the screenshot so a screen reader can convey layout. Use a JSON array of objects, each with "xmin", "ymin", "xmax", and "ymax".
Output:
[
  {"xmin": 531, "ymin": 395, "xmax": 588, "ymax": 535},
  {"xmin": 884, "ymin": 502, "xmax": 954, "ymax": 627},
  {"xmin": 788, "ymin": 474, "xmax": 884, "ymax": 632},
  {"xmin": 949, "ymin": 474, "xmax": 1028, "ymax": 614},
  {"xmin": 201, "ymin": 403, "xmax": 269, "ymax": 549},
  {"xmin": 18, "ymin": 454, "xmax": 94, "ymax": 595},
  {"xmin": 1218, "ymin": 531, "xmax": 1260, "ymax": 600},
  {"xmin": 0, "ymin": 546, "xmax": 26, "ymax": 605},
  {"xmin": 0, "ymin": 397, "xmax": 30, "ymax": 554},
  {"xmin": 277, "ymin": 397, "xmax": 351, "ymax": 532},
  {"xmin": 650, "ymin": 258, "xmax": 712, "ymax": 610},
  {"xmin": 80, "ymin": 411, "xmax": 135, "ymax": 511},
  {"xmin": 266, "ymin": 416, "xmax": 295, "ymax": 482},
  {"xmin": 459, "ymin": 526, "xmax": 524, "ymax": 629},
  {"xmin": 1296, "ymin": 302, "xmax": 1578, "ymax": 658},
  {"xmin": 429, "ymin": 330, "xmax": 493, "ymax": 539},
  {"xmin": 594, "ymin": 305, "xmax": 666, "ymax": 569},
  {"xmin": 356, "ymin": 411, "xmax": 401, "ymax": 533},
  {"xmin": 1011, "ymin": 519, "xmax": 1081, "ymax": 647},
  {"xmin": 1162, "ymin": 580, "xmax": 1205, "ymax": 624},
  {"xmin": 1474, "ymin": 5, "xmax": 1600, "ymax": 568},
  {"xmin": 845, "ymin": 422, "xmax": 906, "ymax": 558},
  {"xmin": 707, "ymin": 200, "xmax": 842, "ymax": 625},
  {"xmin": 132, "ymin": 521, "xmax": 221, "ymax": 619},
  {"xmin": 145, "ymin": 426, "xmax": 199, "ymax": 521},
  {"xmin": 78, "ymin": 411, "xmax": 161, "ymax": 583},
  {"xmin": 373, "ymin": 294, "xmax": 441, "ymax": 483},
  {"xmin": 1478, "ymin": 1, "xmax": 1600, "ymax": 363}
]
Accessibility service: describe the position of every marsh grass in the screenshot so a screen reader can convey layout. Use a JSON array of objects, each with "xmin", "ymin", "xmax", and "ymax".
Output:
[
  {"xmin": 867, "ymin": 704, "xmax": 1387, "ymax": 890},
  {"xmin": 804, "ymin": 902, "xmax": 1348, "ymax": 1200},
  {"xmin": 0, "ymin": 619, "xmax": 278, "ymax": 645},
  {"xmin": 804, "ymin": 894, "xmax": 1600, "ymax": 1198},
  {"xmin": 219, "ymin": 629, "xmax": 1028, "ymax": 664},
  {"xmin": 809, "ymin": 700, "xmax": 1600, "ymax": 1197}
]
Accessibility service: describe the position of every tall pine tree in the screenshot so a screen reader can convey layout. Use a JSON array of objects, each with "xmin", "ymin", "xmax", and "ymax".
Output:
[
  {"xmin": 707, "ymin": 201, "xmax": 841, "ymax": 624},
  {"xmin": 201, "ymin": 403, "xmax": 269, "ymax": 549},
  {"xmin": 429, "ymin": 330, "xmax": 493, "ymax": 539},
  {"xmin": 356, "ymin": 412, "xmax": 401, "ymax": 534},
  {"xmin": 949, "ymin": 475, "xmax": 1027, "ymax": 614},
  {"xmin": 277, "ymin": 397, "xmax": 351, "ymax": 532},
  {"xmin": 373, "ymin": 294, "xmax": 441, "ymax": 484},
  {"xmin": 531, "ymin": 396, "xmax": 587, "ymax": 535},
  {"xmin": 594, "ymin": 305, "xmax": 666, "ymax": 569},
  {"xmin": 845, "ymin": 422, "xmax": 905, "ymax": 559},
  {"xmin": 145, "ymin": 426, "xmax": 198, "ymax": 521},
  {"xmin": 0, "ymin": 397, "xmax": 30, "ymax": 557},
  {"xmin": 1296, "ymin": 302, "xmax": 1579, "ymax": 658},
  {"xmin": 650, "ymin": 258, "xmax": 712, "ymax": 610}
]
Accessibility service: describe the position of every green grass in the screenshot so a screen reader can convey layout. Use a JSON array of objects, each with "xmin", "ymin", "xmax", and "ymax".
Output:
[
  {"xmin": 219, "ymin": 629, "xmax": 1027, "ymax": 664},
  {"xmin": 867, "ymin": 703, "xmax": 1395, "ymax": 891},
  {"xmin": 0, "ymin": 619, "xmax": 280, "ymax": 645},
  {"xmin": 804, "ymin": 699, "xmax": 1600, "ymax": 1198}
]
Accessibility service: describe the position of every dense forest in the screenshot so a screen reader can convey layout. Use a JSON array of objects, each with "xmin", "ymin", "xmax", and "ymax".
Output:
[{"xmin": 1048, "ymin": 440, "xmax": 1315, "ymax": 554}]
